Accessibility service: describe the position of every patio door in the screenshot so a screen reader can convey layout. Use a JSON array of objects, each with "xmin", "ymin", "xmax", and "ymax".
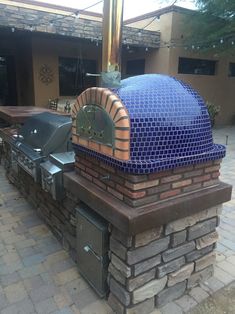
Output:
[{"xmin": 0, "ymin": 55, "xmax": 17, "ymax": 106}]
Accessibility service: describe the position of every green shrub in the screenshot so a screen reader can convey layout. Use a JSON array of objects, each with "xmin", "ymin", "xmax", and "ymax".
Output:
[{"xmin": 206, "ymin": 101, "xmax": 220, "ymax": 127}]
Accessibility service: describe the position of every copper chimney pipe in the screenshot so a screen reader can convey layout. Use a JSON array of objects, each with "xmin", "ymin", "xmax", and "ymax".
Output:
[{"xmin": 101, "ymin": 0, "xmax": 124, "ymax": 87}]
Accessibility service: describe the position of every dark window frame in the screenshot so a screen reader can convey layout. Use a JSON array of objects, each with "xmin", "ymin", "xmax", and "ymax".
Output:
[
  {"xmin": 59, "ymin": 56, "xmax": 97, "ymax": 96},
  {"xmin": 178, "ymin": 57, "xmax": 217, "ymax": 76},
  {"xmin": 126, "ymin": 59, "xmax": 145, "ymax": 76},
  {"xmin": 228, "ymin": 62, "xmax": 235, "ymax": 77}
]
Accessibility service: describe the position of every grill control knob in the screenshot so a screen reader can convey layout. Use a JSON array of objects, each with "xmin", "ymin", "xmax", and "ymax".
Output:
[
  {"xmin": 28, "ymin": 162, "xmax": 34, "ymax": 169},
  {"xmin": 46, "ymin": 176, "xmax": 53, "ymax": 185}
]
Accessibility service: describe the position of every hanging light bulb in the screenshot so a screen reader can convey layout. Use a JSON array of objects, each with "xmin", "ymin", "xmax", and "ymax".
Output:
[
  {"xmin": 232, "ymin": 41, "xmax": 234, "ymax": 45},
  {"xmin": 145, "ymin": 47, "xmax": 149, "ymax": 51},
  {"xmin": 220, "ymin": 38, "xmax": 224, "ymax": 44},
  {"xmin": 197, "ymin": 46, "xmax": 200, "ymax": 50},
  {"xmin": 191, "ymin": 45, "xmax": 195, "ymax": 49},
  {"xmin": 213, "ymin": 44, "xmax": 216, "ymax": 48},
  {"xmin": 11, "ymin": 27, "xmax": 15, "ymax": 33}
]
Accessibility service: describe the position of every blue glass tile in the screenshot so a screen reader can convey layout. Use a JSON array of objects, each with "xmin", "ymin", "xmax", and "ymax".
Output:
[{"xmin": 73, "ymin": 74, "xmax": 226, "ymax": 174}]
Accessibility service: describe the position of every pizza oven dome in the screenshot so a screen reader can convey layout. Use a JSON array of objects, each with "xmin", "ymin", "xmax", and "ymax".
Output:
[{"xmin": 72, "ymin": 74, "xmax": 225, "ymax": 174}]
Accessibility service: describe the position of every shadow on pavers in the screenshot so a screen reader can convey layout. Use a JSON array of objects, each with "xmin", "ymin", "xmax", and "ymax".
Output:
[{"xmin": 189, "ymin": 281, "xmax": 235, "ymax": 314}]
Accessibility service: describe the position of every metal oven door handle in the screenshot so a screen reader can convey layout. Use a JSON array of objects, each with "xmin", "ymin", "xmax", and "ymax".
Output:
[{"xmin": 83, "ymin": 245, "xmax": 102, "ymax": 262}]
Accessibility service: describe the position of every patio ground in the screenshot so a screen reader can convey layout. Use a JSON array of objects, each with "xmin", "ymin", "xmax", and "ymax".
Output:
[{"xmin": 0, "ymin": 126, "xmax": 234, "ymax": 314}]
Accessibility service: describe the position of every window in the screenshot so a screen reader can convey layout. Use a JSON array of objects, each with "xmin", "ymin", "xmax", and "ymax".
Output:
[
  {"xmin": 178, "ymin": 57, "xmax": 216, "ymax": 75},
  {"xmin": 59, "ymin": 57, "xmax": 97, "ymax": 96},
  {"xmin": 126, "ymin": 59, "xmax": 145, "ymax": 76},
  {"xmin": 228, "ymin": 63, "xmax": 235, "ymax": 77}
]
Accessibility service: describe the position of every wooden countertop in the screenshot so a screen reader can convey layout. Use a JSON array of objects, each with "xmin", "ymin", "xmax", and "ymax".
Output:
[{"xmin": 0, "ymin": 106, "xmax": 70, "ymax": 124}]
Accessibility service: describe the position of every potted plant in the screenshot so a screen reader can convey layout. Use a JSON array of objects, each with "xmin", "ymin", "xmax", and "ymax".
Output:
[{"xmin": 206, "ymin": 101, "xmax": 220, "ymax": 127}]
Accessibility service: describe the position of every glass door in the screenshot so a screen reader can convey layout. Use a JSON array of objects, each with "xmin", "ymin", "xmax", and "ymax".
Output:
[{"xmin": 0, "ymin": 56, "xmax": 17, "ymax": 106}]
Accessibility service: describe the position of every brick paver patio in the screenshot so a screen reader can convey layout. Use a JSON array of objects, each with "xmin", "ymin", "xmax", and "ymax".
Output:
[{"xmin": 0, "ymin": 126, "xmax": 234, "ymax": 314}]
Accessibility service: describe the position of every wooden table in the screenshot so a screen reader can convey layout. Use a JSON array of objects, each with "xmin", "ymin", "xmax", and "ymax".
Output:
[{"xmin": 0, "ymin": 106, "xmax": 70, "ymax": 125}]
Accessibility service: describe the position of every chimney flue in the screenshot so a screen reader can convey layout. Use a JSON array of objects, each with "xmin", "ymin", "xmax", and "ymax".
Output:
[{"xmin": 101, "ymin": 0, "xmax": 124, "ymax": 88}]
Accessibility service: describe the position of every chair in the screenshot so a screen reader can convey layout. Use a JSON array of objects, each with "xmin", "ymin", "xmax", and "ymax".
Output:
[{"xmin": 48, "ymin": 98, "xmax": 59, "ymax": 111}]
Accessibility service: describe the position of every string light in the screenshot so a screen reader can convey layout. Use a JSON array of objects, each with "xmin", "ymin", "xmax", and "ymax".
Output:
[
  {"xmin": 5, "ymin": 0, "xmax": 235, "ymax": 53},
  {"xmin": 48, "ymin": 0, "xmax": 103, "ymax": 28}
]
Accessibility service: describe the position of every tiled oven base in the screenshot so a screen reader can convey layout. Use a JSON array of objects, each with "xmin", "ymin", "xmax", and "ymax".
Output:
[{"xmin": 107, "ymin": 207, "xmax": 221, "ymax": 314}]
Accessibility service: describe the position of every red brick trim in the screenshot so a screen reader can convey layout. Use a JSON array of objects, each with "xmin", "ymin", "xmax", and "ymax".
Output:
[{"xmin": 72, "ymin": 87, "xmax": 130, "ymax": 161}]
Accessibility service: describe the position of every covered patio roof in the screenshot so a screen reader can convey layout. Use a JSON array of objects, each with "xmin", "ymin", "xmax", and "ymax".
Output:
[{"xmin": 0, "ymin": 2, "xmax": 160, "ymax": 48}]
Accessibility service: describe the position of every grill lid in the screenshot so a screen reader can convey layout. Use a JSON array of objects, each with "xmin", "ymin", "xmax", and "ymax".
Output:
[{"xmin": 18, "ymin": 112, "xmax": 72, "ymax": 156}]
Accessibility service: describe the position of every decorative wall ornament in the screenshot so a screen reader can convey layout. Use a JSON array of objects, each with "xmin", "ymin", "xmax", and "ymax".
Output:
[{"xmin": 39, "ymin": 64, "xmax": 54, "ymax": 85}]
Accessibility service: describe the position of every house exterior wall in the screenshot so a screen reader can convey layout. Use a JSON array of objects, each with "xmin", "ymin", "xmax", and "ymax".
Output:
[
  {"xmin": 31, "ymin": 35, "xmax": 101, "ymax": 107},
  {"xmin": 126, "ymin": 10, "xmax": 235, "ymax": 126}
]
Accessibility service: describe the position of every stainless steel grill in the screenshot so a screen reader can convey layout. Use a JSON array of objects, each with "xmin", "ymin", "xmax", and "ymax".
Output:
[{"xmin": 12, "ymin": 112, "xmax": 72, "ymax": 182}]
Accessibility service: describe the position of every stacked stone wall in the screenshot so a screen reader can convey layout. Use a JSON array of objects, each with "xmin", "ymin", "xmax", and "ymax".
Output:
[{"xmin": 108, "ymin": 206, "xmax": 221, "ymax": 313}]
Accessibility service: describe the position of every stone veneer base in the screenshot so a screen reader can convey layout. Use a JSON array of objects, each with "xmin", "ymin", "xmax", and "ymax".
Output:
[{"xmin": 108, "ymin": 206, "xmax": 221, "ymax": 313}]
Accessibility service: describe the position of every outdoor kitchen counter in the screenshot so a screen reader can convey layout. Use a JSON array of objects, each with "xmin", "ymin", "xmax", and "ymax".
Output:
[
  {"xmin": 0, "ymin": 106, "xmax": 70, "ymax": 124},
  {"xmin": 64, "ymin": 171, "xmax": 232, "ymax": 235}
]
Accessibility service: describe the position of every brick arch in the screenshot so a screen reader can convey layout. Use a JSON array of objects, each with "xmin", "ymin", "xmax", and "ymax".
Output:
[{"xmin": 72, "ymin": 87, "xmax": 130, "ymax": 161}]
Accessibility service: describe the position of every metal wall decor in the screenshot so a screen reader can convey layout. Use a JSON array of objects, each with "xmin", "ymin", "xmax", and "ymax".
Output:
[{"xmin": 39, "ymin": 64, "xmax": 54, "ymax": 85}]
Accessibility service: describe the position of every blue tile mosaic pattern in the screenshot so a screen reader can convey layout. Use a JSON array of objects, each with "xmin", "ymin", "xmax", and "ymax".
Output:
[{"xmin": 73, "ymin": 74, "xmax": 226, "ymax": 174}]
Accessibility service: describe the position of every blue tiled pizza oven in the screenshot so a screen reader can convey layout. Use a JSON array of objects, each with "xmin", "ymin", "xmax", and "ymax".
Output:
[{"xmin": 74, "ymin": 74, "xmax": 225, "ymax": 174}]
